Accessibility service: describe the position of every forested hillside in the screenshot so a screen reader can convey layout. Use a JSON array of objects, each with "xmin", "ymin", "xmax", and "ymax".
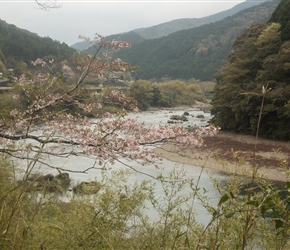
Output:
[
  {"xmin": 72, "ymin": 0, "xmax": 268, "ymax": 51},
  {"xmin": 199, "ymin": 0, "xmax": 267, "ymax": 24},
  {"xmin": 134, "ymin": 0, "xmax": 267, "ymax": 39},
  {"xmin": 114, "ymin": 1, "xmax": 279, "ymax": 81},
  {"xmin": 211, "ymin": 0, "xmax": 290, "ymax": 140},
  {"xmin": 0, "ymin": 19, "xmax": 75, "ymax": 71}
]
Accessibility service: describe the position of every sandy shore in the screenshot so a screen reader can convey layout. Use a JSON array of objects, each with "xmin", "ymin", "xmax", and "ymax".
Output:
[{"xmin": 154, "ymin": 131, "xmax": 290, "ymax": 182}]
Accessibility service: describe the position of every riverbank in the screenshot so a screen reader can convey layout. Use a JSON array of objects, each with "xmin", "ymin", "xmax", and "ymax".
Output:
[{"xmin": 154, "ymin": 131, "xmax": 290, "ymax": 182}]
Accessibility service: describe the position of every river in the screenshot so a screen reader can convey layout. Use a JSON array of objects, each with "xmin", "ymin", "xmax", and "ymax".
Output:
[{"xmin": 20, "ymin": 107, "xmax": 223, "ymax": 226}]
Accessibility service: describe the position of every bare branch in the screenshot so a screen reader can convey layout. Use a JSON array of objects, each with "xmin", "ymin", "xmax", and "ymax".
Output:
[{"xmin": 34, "ymin": 0, "xmax": 61, "ymax": 11}]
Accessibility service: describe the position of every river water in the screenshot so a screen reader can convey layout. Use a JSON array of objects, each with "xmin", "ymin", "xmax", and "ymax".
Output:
[{"xmin": 20, "ymin": 108, "xmax": 223, "ymax": 225}]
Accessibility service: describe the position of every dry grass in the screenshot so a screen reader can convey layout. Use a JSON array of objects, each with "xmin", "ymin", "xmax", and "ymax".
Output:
[
  {"xmin": 155, "ymin": 131, "xmax": 290, "ymax": 182},
  {"xmin": 203, "ymin": 131, "xmax": 290, "ymax": 169}
]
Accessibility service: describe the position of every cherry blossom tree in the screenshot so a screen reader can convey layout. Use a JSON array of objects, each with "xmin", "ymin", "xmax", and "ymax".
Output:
[{"xmin": 0, "ymin": 35, "xmax": 218, "ymax": 179}]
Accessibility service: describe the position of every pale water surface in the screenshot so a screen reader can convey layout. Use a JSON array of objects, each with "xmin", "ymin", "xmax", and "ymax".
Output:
[{"xmin": 19, "ymin": 108, "xmax": 223, "ymax": 225}]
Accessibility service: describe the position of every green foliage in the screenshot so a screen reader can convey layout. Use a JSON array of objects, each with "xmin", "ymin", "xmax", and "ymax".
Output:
[
  {"xmin": 0, "ymin": 158, "xmax": 205, "ymax": 249},
  {"xmin": 269, "ymin": 0, "xmax": 290, "ymax": 41},
  {"xmin": 157, "ymin": 80, "xmax": 207, "ymax": 107},
  {"xmin": 129, "ymin": 80, "xmax": 154, "ymax": 110},
  {"xmin": 199, "ymin": 176, "xmax": 290, "ymax": 250},
  {"xmin": 0, "ymin": 92, "xmax": 22, "ymax": 120},
  {"xmin": 0, "ymin": 61, "xmax": 5, "ymax": 74},
  {"xmin": 197, "ymin": 81, "xmax": 216, "ymax": 100},
  {"xmin": 0, "ymin": 49, "xmax": 6, "ymax": 73},
  {"xmin": 1, "ymin": 151, "xmax": 290, "ymax": 249},
  {"xmin": 12, "ymin": 62, "xmax": 27, "ymax": 77},
  {"xmin": 211, "ymin": 4, "xmax": 290, "ymax": 140},
  {"xmin": 128, "ymin": 79, "xmax": 208, "ymax": 110},
  {"xmin": 0, "ymin": 49, "xmax": 6, "ymax": 66},
  {"xmin": 255, "ymin": 22, "xmax": 281, "ymax": 46}
]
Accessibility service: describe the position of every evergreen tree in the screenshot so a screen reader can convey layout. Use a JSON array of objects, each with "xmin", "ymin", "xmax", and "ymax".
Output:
[{"xmin": 211, "ymin": 0, "xmax": 290, "ymax": 140}]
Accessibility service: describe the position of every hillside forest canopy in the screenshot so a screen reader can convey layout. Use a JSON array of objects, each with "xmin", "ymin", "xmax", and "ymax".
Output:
[
  {"xmin": 114, "ymin": 1, "xmax": 279, "ymax": 81},
  {"xmin": 211, "ymin": 0, "xmax": 290, "ymax": 140}
]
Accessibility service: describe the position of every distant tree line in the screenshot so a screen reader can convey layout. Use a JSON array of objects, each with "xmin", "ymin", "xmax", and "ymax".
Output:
[{"xmin": 128, "ymin": 79, "xmax": 213, "ymax": 110}]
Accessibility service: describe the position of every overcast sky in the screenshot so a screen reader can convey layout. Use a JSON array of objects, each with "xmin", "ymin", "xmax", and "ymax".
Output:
[{"xmin": 0, "ymin": 0, "xmax": 247, "ymax": 45}]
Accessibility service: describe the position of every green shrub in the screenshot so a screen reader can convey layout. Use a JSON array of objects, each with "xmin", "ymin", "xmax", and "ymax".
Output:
[{"xmin": 1, "ymin": 153, "xmax": 290, "ymax": 249}]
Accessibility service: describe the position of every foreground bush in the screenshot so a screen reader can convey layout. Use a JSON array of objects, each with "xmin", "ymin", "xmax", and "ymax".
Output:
[
  {"xmin": 1, "ymin": 153, "xmax": 290, "ymax": 249},
  {"xmin": 0, "ymin": 161, "xmax": 205, "ymax": 249}
]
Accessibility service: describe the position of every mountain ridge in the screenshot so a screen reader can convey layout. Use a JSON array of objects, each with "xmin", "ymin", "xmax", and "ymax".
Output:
[
  {"xmin": 0, "ymin": 18, "xmax": 75, "ymax": 70},
  {"xmin": 71, "ymin": 0, "xmax": 269, "ymax": 50},
  {"xmin": 114, "ymin": 1, "xmax": 280, "ymax": 81},
  {"xmin": 134, "ymin": 0, "xmax": 268, "ymax": 39}
]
